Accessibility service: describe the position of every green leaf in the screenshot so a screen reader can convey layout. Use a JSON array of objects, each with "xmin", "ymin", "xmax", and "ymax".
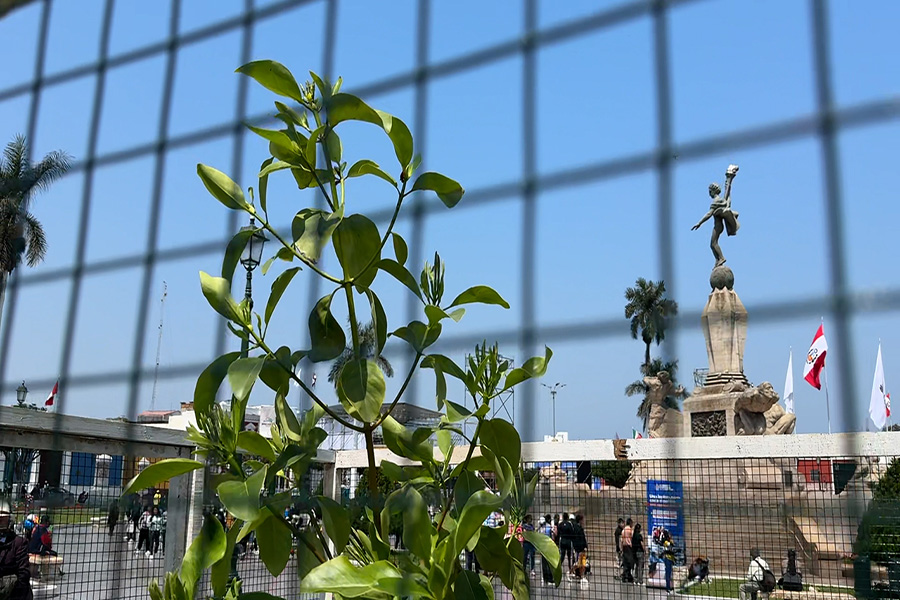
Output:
[
  {"xmin": 200, "ymin": 271, "xmax": 244, "ymax": 323},
  {"xmin": 422, "ymin": 354, "xmax": 468, "ymax": 382},
  {"xmin": 333, "ymin": 214, "xmax": 381, "ymax": 289},
  {"xmin": 447, "ymin": 285, "xmax": 510, "ymax": 310},
  {"xmin": 274, "ymin": 101, "xmax": 307, "ymax": 128},
  {"xmin": 256, "ymin": 514, "xmax": 292, "ymax": 577},
  {"xmin": 181, "ymin": 514, "xmax": 227, "ymax": 594},
  {"xmin": 211, "ymin": 514, "xmax": 242, "ymax": 596},
  {"xmin": 392, "ymin": 320, "xmax": 440, "ymax": 353},
  {"xmin": 236, "ymin": 60, "xmax": 304, "ymax": 103},
  {"xmin": 524, "ymin": 529, "xmax": 562, "ymax": 584},
  {"xmin": 197, "ymin": 164, "xmax": 249, "ymax": 211},
  {"xmin": 121, "ymin": 458, "xmax": 204, "ymax": 496},
  {"xmin": 391, "ymin": 232, "xmax": 408, "ymax": 265},
  {"xmin": 364, "ymin": 289, "xmax": 388, "ymax": 356},
  {"xmin": 257, "ymin": 157, "xmax": 274, "ymax": 215},
  {"xmin": 325, "ymin": 93, "xmax": 414, "ymax": 168},
  {"xmin": 453, "ymin": 489, "xmax": 502, "ymax": 556},
  {"xmin": 194, "ymin": 352, "xmax": 240, "ymax": 417},
  {"xmin": 347, "ymin": 159, "xmax": 397, "ymax": 187},
  {"xmin": 454, "ymin": 470, "xmax": 484, "ymax": 511},
  {"xmin": 217, "ymin": 466, "xmax": 267, "ymax": 522},
  {"xmin": 275, "ymin": 393, "xmax": 302, "ymax": 442},
  {"xmin": 502, "ymin": 346, "xmax": 553, "ymax": 391},
  {"xmin": 238, "ymin": 594, "xmax": 284, "ymax": 600},
  {"xmin": 237, "ymin": 431, "xmax": 277, "ymax": 462},
  {"xmin": 337, "ymin": 358, "xmax": 386, "ymax": 423},
  {"xmin": 222, "ymin": 229, "xmax": 254, "ymax": 285},
  {"xmin": 381, "ymin": 416, "xmax": 433, "ymax": 462},
  {"xmin": 324, "ymin": 128, "xmax": 342, "ymax": 163},
  {"xmin": 295, "ymin": 528, "xmax": 327, "ymax": 581},
  {"xmin": 228, "ymin": 356, "xmax": 265, "ymax": 404},
  {"xmin": 454, "ymin": 570, "xmax": 494, "ymax": 600},
  {"xmin": 246, "ymin": 125, "xmax": 306, "ymax": 165},
  {"xmin": 317, "ymin": 496, "xmax": 351, "ymax": 553},
  {"xmin": 479, "ymin": 418, "xmax": 521, "ymax": 469},
  {"xmin": 383, "ymin": 486, "xmax": 432, "ymax": 562},
  {"xmin": 437, "ymin": 429, "xmax": 453, "ymax": 458},
  {"xmin": 259, "ymin": 346, "xmax": 298, "ymax": 395},
  {"xmin": 411, "ymin": 172, "xmax": 465, "ymax": 208},
  {"xmin": 444, "ymin": 400, "xmax": 475, "ymax": 423},
  {"xmin": 291, "ymin": 206, "xmax": 343, "ymax": 263},
  {"xmin": 308, "ymin": 291, "xmax": 345, "ymax": 362},
  {"xmin": 299, "ymin": 556, "xmax": 403, "ymax": 597},
  {"xmin": 264, "ymin": 267, "xmax": 299, "ymax": 325},
  {"xmin": 378, "ymin": 259, "xmax": 422, "ymax": 301}
]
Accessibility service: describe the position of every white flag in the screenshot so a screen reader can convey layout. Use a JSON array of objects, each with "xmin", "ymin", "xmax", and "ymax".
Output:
[
  {"xmin": 870, "ymin": 343, "xmax": 888, "ymax": 430},
  {"xmin": 783, "ymin": 351, "xmax": 794, "ymax": 415}
]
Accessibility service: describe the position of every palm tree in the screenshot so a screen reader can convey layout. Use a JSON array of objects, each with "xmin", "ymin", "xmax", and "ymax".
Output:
[
  {"xmin": 625, "ymin": 357, "xmax": 689, "ymax": 432},
  {"xmin": 0, "ymin": 135, "xmax": 71, "ymax": 327},
  {"xmin": 624, "ymin": 277, "xmax": 678, "ymax": 368},
  {"xmin": 328, "ymin": 321, "xmax": 394, "ymax": 387}
]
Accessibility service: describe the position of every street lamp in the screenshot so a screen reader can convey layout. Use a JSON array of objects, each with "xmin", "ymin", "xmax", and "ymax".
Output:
[
  {"xmin": 16, "ymin": 381, "xmax": 27, "ymax": 406},
  {"xmin": 238, "ymin": 216, "xmax": 268, "ymax": 359},
  {"xmin": 542, "ymin": 382, "xmax": 566, "ymax": 438}
]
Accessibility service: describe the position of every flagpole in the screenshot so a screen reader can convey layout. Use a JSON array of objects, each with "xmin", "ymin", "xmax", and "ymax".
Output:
[{"xmin": 821, "ymin": 317, "xmax": 832, "ymax": 434}]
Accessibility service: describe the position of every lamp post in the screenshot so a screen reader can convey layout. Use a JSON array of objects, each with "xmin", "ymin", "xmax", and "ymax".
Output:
[
  {"xmin": 542, "ymin": 382, "xmax": 566, "ymax": 438},
  {"xmin": 230, "ymin": 216, "xmax": 267, "ymax": 584},
  {"xmin": 239, "ymin": 217, "xmax": 268, "ymax": 360},
  {"xmin": 16, "ymin": 381, "xmax": 27, "ymax": 407}
]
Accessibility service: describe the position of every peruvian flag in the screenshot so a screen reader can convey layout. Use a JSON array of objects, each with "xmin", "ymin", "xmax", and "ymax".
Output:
[
  {"xmin": 45, "ymin": 381, "xmax": 58, "ymax": 406},
  {"xmin": 803, "ymin": 324, "xmax": 828, "ymax": 390},
  {"xmin": 887, "ymin": 393, "xmax": 892, "ymax": 418}
]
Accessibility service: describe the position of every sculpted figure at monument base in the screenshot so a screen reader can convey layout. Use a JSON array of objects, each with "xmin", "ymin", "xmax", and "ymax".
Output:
[
  {"xmin": 732, "ymin": 382, "xmax": 796, "ymax": 435},
  {"xmin": 644, "ymin": 371, "xmax": 685, "ymax": 438}
]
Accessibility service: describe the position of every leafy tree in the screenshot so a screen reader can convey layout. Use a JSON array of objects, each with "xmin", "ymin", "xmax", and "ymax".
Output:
[
  {"xmin": 591, "ymin": 461, "xmax": 633, "ymax": 489},
  {"xmin": 0, "ymin": 135, "xmax": 71, "ymax": 327},
  {"xmin": 625, "ymin": 357, "xmax": 688, "ymax": 432},
  {"xmin": 855, "ymin": 459, "xmax": 900, "ymax": 564},
  {"xmin": 125, "ymin": 62, "xmax": 557, "ymax": 600},
  {"xmin": 624, "ymin": 277, "xmax": 678, "ymax": 368},
  {"xmin": 327, "ymin": 321, "xmax": 394, "ymax": 387}
]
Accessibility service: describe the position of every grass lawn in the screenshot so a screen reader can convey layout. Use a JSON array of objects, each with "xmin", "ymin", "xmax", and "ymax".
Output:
[
  {"xmin": 38, "ymin": 508, "xmax": 106, "ymax": 526},
  {"xmin": 681, "ymin": 577, "xmax": 857, "ymax": 598}
]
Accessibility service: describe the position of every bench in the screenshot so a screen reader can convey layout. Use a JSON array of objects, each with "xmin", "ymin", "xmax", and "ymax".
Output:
[{"xmin": 28, "ymin": 554, "xmax": 64, "ymax": 581}]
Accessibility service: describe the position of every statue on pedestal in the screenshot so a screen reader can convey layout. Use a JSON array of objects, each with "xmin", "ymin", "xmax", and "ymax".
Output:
[
  {"xmin": 645, "ymin": 371, "xmax": 685, "ymax": 438},
  {"xmin": 691, "ymin": 164, "xmax": 740, "ymax": 268}
]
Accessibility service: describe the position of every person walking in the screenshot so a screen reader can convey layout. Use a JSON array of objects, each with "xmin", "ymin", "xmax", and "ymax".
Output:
[
  {"xmin": 632, "ymin": 523, "xmax": 646, "ymax": 585},
  {"xmin": 160, "ymin": 511, "xmax": 167, "ymax": 555},
  {"xmin": 522, "ymin": 515, "xmax": 536, "ymax": 575},
  {"xmin": 149, "ymin": 508, "xmax": 162, "ymax": 560},
  {"xmin": 614, "ymin": 517, "xmax": 625, "ymax": 579},
  {"xmin": 621, "ymin": 518, "xmax": 634, "ymax": 582},
  {"xmin": 572, "ymin": 514, "xmax": 589, "ymax": 580},
  {"xmin": 558, "ymin": 513, "xmax": 575, "ymax": 573},
  {"xmin": 0, "ymin": 499, "xmax": 32, "ymax": 600},
  {"xmin": 136, "ymin": 506, "xmax": 152, "ymax": 555},
  {"xmin": 107, "ymin": 501, "xmax": 119, "ymax": 537},
  {"xmin": 739, "ymin": 548, "xmax": 771, "ymax": 600}
]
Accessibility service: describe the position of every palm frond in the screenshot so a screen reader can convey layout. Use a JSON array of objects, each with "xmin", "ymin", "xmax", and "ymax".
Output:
[{"xmin": 21, "ymin": 210, "xmax": 46, "ymax": 267}]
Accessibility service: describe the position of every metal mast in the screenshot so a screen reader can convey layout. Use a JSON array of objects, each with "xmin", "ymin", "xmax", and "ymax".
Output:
[{"xmin": 150, "ymin": 281, "xmax": 167, "ymax": 411}]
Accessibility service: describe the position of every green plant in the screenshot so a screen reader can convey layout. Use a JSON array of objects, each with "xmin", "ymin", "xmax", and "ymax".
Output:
[
  {"xmin": 856, "ymin": 459, "xmax": 900, "ymax": 564},
  {"xmin": 590, "ymin": 460, "xmax": 633, "ymax": 489},
  {"xmin": 624, "ymin": 277, "xmax": 678, "ymax": 369},
  {"xmin": 124, "ymin": 61, "xmax": 556, "ymax": 600}
]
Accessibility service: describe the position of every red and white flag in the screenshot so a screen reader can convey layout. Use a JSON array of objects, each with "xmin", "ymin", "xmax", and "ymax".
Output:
[
  {"xmin": 887, "ymin": 393, "xmax": 892, "ymax": 418},
  {"xmin": 45, "ymin": 380, "xmax": 58, "ymax": 407},
  {"xmin": 803, "ymin": 324, "xmax": 828, "ymax": 390}
]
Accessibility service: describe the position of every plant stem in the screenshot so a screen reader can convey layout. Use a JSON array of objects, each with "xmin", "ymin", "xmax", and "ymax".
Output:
[
  {"xmin": 437, "ymin": 416, "xmax": 483, "ymax": 532},
  {"xmin": 364, "ymin": 425, "xmax": 380, "ymax": 535},
  {"xmin": 249, "ymin": 329, "xmax": 365, "ymax": 433},
  {"xmin": 255, "ymin": 214, "xmax": 341, "ymax": 284},
  {"xmin": 344, "ymin": 283, "xmax": 360, "ymax": 356},
  {"xmin": 372, "ymin": 353, "xmax": 422, "ymax": 429},
  {"xmin": 351, "ymin": 181, "xmax": 407, "ymax": 285}
]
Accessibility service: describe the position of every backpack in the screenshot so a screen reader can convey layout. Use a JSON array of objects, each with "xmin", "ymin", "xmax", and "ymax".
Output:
[
  {"xmin": 559, "ymin": 521, "xmax": 575, "ymax": 545},
  {"xmin": 755, "ymin": 559, "xmax": 777, "ymax": 593}
]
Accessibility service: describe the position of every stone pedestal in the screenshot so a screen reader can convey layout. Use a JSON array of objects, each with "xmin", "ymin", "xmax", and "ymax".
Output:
[
  {"xmin": 701, "ymin": 267, "xmax": 748, "ymax": 385},
  {"xmin": 683, "ymin": 384, "xmax": 739, "ymax": 437}
]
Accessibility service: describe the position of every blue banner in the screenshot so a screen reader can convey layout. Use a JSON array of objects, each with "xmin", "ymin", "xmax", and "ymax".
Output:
[{"xmin": 646, "ymin": 479, "xmax": 686, "ymax": 566}]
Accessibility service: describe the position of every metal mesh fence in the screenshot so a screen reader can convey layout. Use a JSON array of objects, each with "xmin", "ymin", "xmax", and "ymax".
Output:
[{"xmin": 1, "ymin": 0, "xmax": 900, "ymax": 598}]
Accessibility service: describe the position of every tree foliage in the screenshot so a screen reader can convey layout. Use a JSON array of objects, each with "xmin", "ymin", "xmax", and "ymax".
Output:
[
  {"xmin": 591, "ymin": 461, "xmax": 633, "ymax": 489},
  {"xmin": 128, "ymin": 61, "xmax": 556, "ymax": 600},
  {"xmin": 855, "ymin": 459, "xmax": 900, "ymax": 563},
  {"xmin": 624, "ymin": 277, "xmax": 678, "ymax": 368}
]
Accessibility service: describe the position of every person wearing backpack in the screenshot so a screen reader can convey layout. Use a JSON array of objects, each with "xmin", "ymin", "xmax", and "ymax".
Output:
[
  {"xmin": 558, "ymin": 513, "xmax": 575, "ymax": 572},
  {"xmin": 739, "ymin": 548, "xmax": 776, "ymax": 600}
]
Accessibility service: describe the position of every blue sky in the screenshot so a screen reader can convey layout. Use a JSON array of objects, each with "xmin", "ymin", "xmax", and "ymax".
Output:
[{"xmin": 0, "ymin": 0, "xmax": 898, "ymax": 441}]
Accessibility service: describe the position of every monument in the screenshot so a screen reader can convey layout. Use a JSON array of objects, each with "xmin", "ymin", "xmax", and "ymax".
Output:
[{"xmin": 680, "ymin": 164, "xmax": 796, "ymax": 437}]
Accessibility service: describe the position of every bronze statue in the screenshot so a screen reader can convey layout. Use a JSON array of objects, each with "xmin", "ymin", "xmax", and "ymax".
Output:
[{"xmin": 691, "ymin": 164, "xmax": 740, "ymax": 267}]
